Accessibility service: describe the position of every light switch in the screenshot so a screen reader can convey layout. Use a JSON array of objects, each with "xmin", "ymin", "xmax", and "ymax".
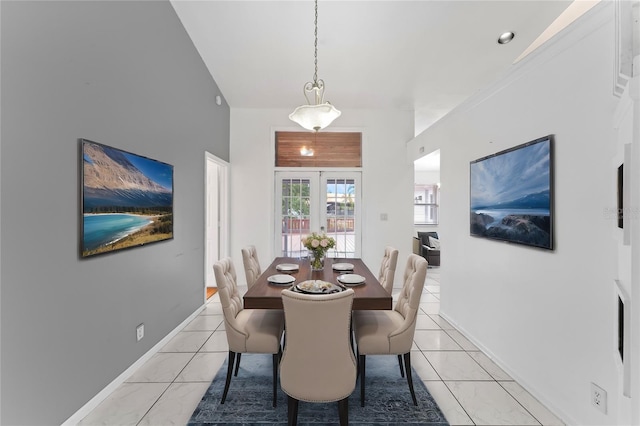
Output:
[{"xmin": 380, "ymin": 213, "xmax": 388, "ymax": 221}]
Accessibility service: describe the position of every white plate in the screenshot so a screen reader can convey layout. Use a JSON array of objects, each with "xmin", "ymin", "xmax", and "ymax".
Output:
[
  {"xmin": 267, "ymin": 274, "xmax": 296, "ymax": 285},
  {"xmin": 332, "ymin": 263, "xmax": 354, "ymax": 271},
  {"xmin": 337, "ymin": 274, "xmax": 366, "ymax": 286},
  {"xmin": 276, "ymin": 263, "xmax": 299, "ymax": 272}
]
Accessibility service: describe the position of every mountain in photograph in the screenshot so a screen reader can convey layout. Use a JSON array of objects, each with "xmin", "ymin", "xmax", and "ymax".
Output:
[
  {"xmin": 83, "ymin": 142, "xmax": 172, "ymax": 209},
  {"xmin": 472, "ymin": 189, "xmax": 550, "ymax": 211}
]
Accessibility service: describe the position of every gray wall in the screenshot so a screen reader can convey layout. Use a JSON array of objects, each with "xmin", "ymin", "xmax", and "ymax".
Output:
[{"xmin": 0, "ymin": 1, "xmax": 230, "ymax": 424}]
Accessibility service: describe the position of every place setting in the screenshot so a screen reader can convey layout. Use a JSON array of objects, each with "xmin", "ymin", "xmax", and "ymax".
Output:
[
  {"xmin": 336, "ymin": 273, "xmax": 366, "ymax": 286},
  {"xmin": 332, "ymin": 262, "xmax": 354, "ymax": 272},
  {"xmin": 275, "ymin": 263, "xmax": 300, "ymax": 273},
  {"xmin": 267, "ymin": 274, "xmax": 296, "ymax": 286}
]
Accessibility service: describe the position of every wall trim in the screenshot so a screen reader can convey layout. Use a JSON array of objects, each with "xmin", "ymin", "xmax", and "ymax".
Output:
[{"xmin": 61, "ymin": 304, "xmax": 206, "ymax": 425}]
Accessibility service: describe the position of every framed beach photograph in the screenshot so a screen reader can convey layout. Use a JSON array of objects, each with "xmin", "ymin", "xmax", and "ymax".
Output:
[
  {"xmin": 470, "ymin": 135, "xmax": 554, "ymax": 250},
  {"xmin": 80, "ymin": 139, "xmax": 174, "ymax": 258}
]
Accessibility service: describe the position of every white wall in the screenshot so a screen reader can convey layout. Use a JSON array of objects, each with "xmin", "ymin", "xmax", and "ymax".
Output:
[
  {"xmin": 229, "ymin": 108, "xmax": 414, "ymax": 287},
  {"xmin": 409, "ymin": 3, "xmax": 632, "ymax": 425},
  {"xmin": 415, "ymin": 170, "xmax": 440, "ymax": 185}
]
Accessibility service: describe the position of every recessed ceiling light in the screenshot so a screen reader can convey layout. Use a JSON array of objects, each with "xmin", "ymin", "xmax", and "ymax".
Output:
[{"xmin": 498, "ymin": 31, "xmax": 515, "ymax": 44}]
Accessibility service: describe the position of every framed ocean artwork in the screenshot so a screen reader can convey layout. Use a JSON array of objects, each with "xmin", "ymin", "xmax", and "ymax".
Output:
[
  {"xmin": 80, "ymin": 139, "xmax": 173, "ymax": 257},
  {"xmin": 470, "ymin": 135, "xmax": 554, "ymax": 250}
]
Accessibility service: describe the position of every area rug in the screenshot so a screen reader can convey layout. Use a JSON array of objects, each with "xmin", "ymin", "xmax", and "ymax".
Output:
[{"xmin": 189, "ymin": 353, "xmax": 449, "ymax": 425}]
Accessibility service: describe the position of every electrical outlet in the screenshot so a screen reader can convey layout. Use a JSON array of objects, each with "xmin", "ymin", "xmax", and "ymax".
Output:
[
  {"xmin": 591, "ymin": 382, "xmax": 607, "ymax": 414},
  {"xmin": 136, "ymin": 323, "xmax": 144, "ymax": 342}
]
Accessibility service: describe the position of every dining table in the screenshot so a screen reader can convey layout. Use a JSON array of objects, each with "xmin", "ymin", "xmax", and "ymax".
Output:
[{"xmin": 243, "ymin": 256, "xmax": 392, "ymax": 311}]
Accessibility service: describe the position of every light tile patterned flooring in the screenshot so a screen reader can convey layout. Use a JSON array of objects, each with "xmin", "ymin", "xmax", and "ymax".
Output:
[{"xmin": 78, "ymin": 267, "xmax": 565, "ymax": 425}]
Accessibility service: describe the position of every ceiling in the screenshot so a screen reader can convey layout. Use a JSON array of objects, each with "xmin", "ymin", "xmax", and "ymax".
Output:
[{"xmin": 171, "ymin": 0, "xmax": 574, "ymax": 135}]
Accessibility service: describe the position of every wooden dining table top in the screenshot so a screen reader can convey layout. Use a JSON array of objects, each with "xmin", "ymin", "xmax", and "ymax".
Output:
[{"xmin": 243, "ymin": 256, "xmax": 392, "ymax": 311}]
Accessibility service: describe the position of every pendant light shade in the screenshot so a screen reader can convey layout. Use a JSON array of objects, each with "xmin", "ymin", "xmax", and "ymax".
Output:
[
  {"xmin": 289, "ymin": 0, "xmax": 340, "ymax": 131},
  {"xmin": 289, "ymin": 103, "xmax": 341, "ymax": 132}
]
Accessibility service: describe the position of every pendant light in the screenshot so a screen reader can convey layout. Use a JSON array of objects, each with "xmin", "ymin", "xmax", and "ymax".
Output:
[{"xmin": 289, "ymin": 0, "xmax": 341, "ymax": 132}]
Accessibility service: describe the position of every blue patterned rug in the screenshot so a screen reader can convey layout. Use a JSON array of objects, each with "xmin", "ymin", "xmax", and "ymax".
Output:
[{"xmin": 189, "ymin": 353, "xmax": 449, "ymax": 425}]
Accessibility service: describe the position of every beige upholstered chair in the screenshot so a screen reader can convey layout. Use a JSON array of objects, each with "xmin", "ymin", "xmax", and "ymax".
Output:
[
  {"xmin": 213, "ymin": 257, "xmax": 284, "ymax": 407},
  {"xmin": 241, "ymin": 245, "xmax": 262, "ymax": 288},
  {"xmin": 280, "ymin": 288, "xmax": 356, "ymax": 426},
  {"xmin": 378, "ymin": 246, "xmax": 399, "ymax": 294},
  {"xmin": 353, "ymin": 254, "xmax": 427, "ymax": 406}
]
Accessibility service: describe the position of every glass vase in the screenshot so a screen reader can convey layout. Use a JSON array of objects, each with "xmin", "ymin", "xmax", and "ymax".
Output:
[{"xmin": 310, "ymin": 251, "xmax": 325, "ymax": 271}]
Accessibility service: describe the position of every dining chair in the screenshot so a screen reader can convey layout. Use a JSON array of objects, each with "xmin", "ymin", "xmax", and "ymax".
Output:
[
  {"xmin": 213, "ymin": 257, "xmax": 284, "ymax": 407},
  {"xmin": 378, "ymin": 246, "xmax": 399, "ymax": 294},
  {"xmin": 280, "ymin": 288, "xmax": 356, "ymax": 426},
  {"xmin": 241, "ymin": 245, "xmax": 262, "ymax": 289},
  {"xmin": 352, "ymin": 253, "xmax": 427, "ymax": 407}
]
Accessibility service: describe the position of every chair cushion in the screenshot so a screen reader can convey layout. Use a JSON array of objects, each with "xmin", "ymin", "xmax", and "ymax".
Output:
[
  {"xmin": 428, "ymin": 236, "xmax": 441, "ymax": 250},
  {"xmin": 353, "ymin": 310, "xmax": 411, "ymax": 354},
  {"xmin": 232, "ymin": 309, "xmax": 284, "ymax": 354}
]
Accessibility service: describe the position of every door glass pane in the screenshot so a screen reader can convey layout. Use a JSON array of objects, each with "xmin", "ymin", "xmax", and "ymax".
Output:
[
  {"xmin": 280, "ymin": 178, "xmax": 311, "ymax": 257},
  {"xmin": 325, "ymin": 178, "xmax": 356, "ymax": 258}
]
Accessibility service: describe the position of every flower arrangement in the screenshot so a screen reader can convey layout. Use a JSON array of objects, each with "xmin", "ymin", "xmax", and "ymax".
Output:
[{"xmin": 302, "ymin": 232, "xmax": 336, "ymax": 270}]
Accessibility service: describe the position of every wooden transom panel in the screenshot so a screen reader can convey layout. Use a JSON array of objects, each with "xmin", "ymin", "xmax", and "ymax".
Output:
[{"xmin": 275, "ymin": 131, "xmax": 362, "ymax": 167}]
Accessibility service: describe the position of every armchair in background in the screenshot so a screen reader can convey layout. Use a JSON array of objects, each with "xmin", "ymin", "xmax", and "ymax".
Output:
[{"xmin": 413, "ymin": 231, "xmax": 440, "ymax": 266}]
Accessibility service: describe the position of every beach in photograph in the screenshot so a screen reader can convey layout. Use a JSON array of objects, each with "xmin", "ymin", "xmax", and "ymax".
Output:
[{"xmin": 82, "ymin": 213, "xmax": 173, "ymax": 257}]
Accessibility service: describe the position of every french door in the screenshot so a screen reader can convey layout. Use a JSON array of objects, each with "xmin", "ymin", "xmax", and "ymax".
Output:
[{"xmin": 275, "ymin": 171, "xmax": 361, "ymax": 258}]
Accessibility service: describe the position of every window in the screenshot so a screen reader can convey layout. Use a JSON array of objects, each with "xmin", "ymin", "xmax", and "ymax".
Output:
[{"xmin": 414, "ymin": 184, "xmax": 439, "ymax": 225}]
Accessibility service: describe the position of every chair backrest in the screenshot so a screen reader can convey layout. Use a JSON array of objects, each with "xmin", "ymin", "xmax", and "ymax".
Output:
[
  {"xmin": 213, "ymin": 258, "xmax": 247, "ymax": 352},
  {"xmin": 280, "ymin": 288, "xmax": 356, "ymax": 402},
  {"xmin": 241, "ymin": 245, "xmax": 262, "ymax": 288},
  {"xmin": 417, "ymin": 231, "xmax": 439, "ymax": 248},
  {"xmin": 378, "ymin": 246, "xmax": 399, "ymax": 294},
  {"xmin": 389, "ymin": 254, "xmax": 428, "ymax": 353}
]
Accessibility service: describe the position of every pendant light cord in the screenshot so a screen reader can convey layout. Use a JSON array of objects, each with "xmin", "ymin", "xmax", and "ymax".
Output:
[{"xmin": 313, "ymin": 0, "xmax": 318, "ymax": 85}]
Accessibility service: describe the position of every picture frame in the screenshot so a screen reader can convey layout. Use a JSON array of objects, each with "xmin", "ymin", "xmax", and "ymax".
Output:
[
  {"xmin": 617, "ymin": 163, "xmax": 624, "ymax": 229},
  {"xmin": 80, "ymin": 139, "xmax": 174, "ymax": 257},
  {"xmin": 470, "ymin": 135, "xmax": 554, "ymax": 250}
]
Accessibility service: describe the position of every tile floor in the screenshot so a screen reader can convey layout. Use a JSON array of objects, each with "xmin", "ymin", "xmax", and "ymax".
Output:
[{"xmin": 78, "ymin": 267, "xmax": 565, "ymax": 425}]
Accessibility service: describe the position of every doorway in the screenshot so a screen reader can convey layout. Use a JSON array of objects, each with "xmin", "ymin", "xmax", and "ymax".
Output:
[
  {"xmin": 274, "ymin": 171, "xmax": 362, "ymax": 258},
  {"xmin": 205, "ymin": 152, "xmax": 230, "ymax": 294}
]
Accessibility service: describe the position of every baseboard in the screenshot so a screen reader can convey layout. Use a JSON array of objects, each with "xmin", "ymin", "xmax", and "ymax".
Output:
[
  {"xmin": 61, "ymin": 303, "xmax": 206, "ymax": 425},
  {"xmin": 438, "ymin": 310, "xmax": 577, "ymax": 426}
]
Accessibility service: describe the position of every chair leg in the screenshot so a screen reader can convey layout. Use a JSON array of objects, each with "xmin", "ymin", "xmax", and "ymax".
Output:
[
  {"xmin": 359, "ymin": 354, "xmax": 366, "ymax": 407},
  {"xmin": 338, "ymin": 397, "xmax": 349, "ymax": 426},
  {"xmin": 397, "ymin": 354, "xmax": 405, "ymax": 378},
  {"xmin": 234, "ymin": 353, "xmax": 242, "ymax": 376},
  {"xmin": 272, "ymin": 353, "xmax": 279, "ymax": 407},
  {"xmin": 403, "ymin": 352, "xmax": 418, "ymax": 406},
  {"xmin": 287, "ymin": 395, "xmax": 299, "ymax": 426},
  {"xmin": 221, "ymin": 351, "xmax": 236, "ymax": 404}
]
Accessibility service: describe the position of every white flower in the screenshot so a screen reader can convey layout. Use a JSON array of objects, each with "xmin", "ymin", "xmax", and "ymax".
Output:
[
  {"xmin": 320, "ymin": 239, "xmax": 328, "ymax": 248},
  {"xmin": 311, "ymin": 239, "xmax": 320, "ymax": 248}
]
